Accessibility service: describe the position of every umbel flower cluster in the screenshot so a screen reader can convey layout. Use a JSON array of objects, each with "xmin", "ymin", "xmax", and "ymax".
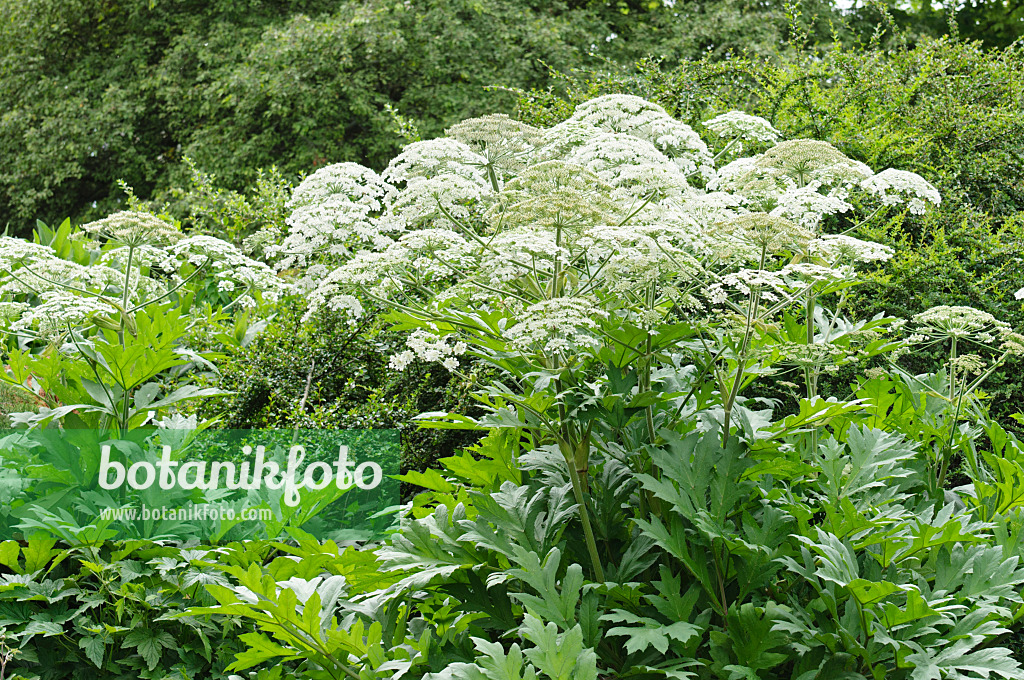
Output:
[
  {"xmin": 0, "ymin": 211, "xmax": 289, "ymax": 342},
  {"xmin": 257, "ymin": 95, "xmax": 941, "ymax": 370}
]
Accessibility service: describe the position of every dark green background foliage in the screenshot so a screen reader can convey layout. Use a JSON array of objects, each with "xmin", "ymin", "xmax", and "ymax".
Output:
[{"xmin": 0, "ymin": 0, "xmax": 601, "ymax": 234}]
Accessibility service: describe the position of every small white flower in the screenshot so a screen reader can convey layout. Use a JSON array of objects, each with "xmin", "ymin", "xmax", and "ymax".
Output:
[
  {"xmin": 389, "ymin": 350, "xmax": 415, "ymax": 371},
  {"xmin": 506, "ymin": 297, "xmax": 608, "ymax": 355},
  {"xmin": 809, "ymin": 235, "xmax": 894, "ymax": 264}
]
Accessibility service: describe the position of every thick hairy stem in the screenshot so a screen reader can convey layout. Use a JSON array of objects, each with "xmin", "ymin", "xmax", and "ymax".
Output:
[
  {"xmin": 121, "ymin": 245, "xmax": 135, "ymax": 344},
  {"xmin": 566, "ymin": 461, "xmax": 605, "ymax": 583},
  {"xmin": 486, "ymin": 164, "xmax": 501, "ymax": 193},
  {"xmin": 937, "ymin": 337, "xmax": 959, "ymax": 490},
  {"xmin": 645, "ymin": 334, "xmax": 657, "ymax": 445},
  {"xmin": 804, "ymin": 284, "xmax": 816, "ymax": 395},
  {"xmin": 548, "ymin": 219, "xmax": 605, "ymax": 579},
  {"xmin": 938, "ymin": 370, "xmax": 968, "ymax": 491},
  {"xmin": 116, "ymin": 245, "xmax": 136, "ymax": 431},
  {"xmin": 721, "ymin": 353, "xmax": 747, "ymax": 449},
  {"xmin": 555, "ymin": 373, "xmax": 603, "ymax": 579}
]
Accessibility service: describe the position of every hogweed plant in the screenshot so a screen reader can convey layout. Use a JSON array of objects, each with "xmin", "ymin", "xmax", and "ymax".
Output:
[
  {"xmin": 0, "ymin": 211, "xmax": 288, "ymax": 432},
  {"xmin": 255, "ymin": 95, "xmax": 943, "ymax": 582},
  {"xmin": 890, "ymin": 305, "xmax": 1024, "ymax": 492}
]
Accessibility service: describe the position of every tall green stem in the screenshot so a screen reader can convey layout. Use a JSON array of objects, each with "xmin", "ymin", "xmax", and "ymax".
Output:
[
  {"xmin": 118, "ymin": 245, "xmax": 135, "ymax": 431},
  {"xmin": 485, "ymin": 165, "xmax": 501, "ymax": 193},
  {"xmin": 566, "ymin": 461, "xmax": 605, "ymax": 582},
  {"xmin": 549, "ymin": 221, "xmax": 605, "ymax": 582},
  {"xmin": 937, "ymin": 337, "xmax": 961, "ymax": 491},
  {"xmin": 643, "ymin": 284, "xmax": 656, "ymax": 444},
  {"xmin": 804, "ymin": 281, "xmax": 820, "ymax": 455},
  {"xmin": 722, "ymin": 245, "xmax": 767, "ymax": 447}
]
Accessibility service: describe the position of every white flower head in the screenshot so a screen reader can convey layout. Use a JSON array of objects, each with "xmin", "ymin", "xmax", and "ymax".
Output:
[
  {"xmin": 703, "ymin": 111, "xmax": 780, "ymax": 152},
  {"xmin": 273, "ymin": 198, "xmax": 383, "ymax": 269},
  {"xmin": 861, "ymin": 168, "xmax": 941, "ymax": 214},
  {"xmin": 534, "ymin": 119, "xmax": 604, "ymax": 161},
  {"xmin": 389, "ymin": 174, "xmax": 486, "ymax": 229},
  {"xmin": 169, "ymin": 235, "xmax": 291, "ymax": 301},
  {"xmin": 390, "ymin": 330, "xmax": 466, "ymax": 371},
  {"xmin": 491, "ymin": 161, "xmax": 620, "ymax": 234},
  {"xmin": 382, "ymin": 138, "xmax": 489, "ymax": 186},
  {"xmin": 444, "ymin": 114, "xmax": 543, "ymax": 177},
  {"xmin": 568, "ymin": 95, "xmax": 714, "ymax": 181},
  {"xmin": 809, "ymin": 234, "xmax": 894, "ymax": 264},
  {"xmin": 755, "ymin": 140, "xmax": 871, "ymax": 188},
  {"xmin": 566, "ymin": 132, "xmax": 689, "ymax": 198},
  {"xmin": 720, "ymin": 212, "xmax": 813, "ymax": 254},
  {"xmin": 0, "ymin": 238, "xmax": 60, "ymax": 270},
  {"xmin": 769, "ymin": 184, "xmax": 852, "ymax": 230},
  {"xmin": 80, "ymin": 211, "xmax": 182, "ymax": 248},
  {"xmin": 911, "ymin": 305, "xmax": 1010, "ymax": 344},
  {"xmin": 398, "ymin": 229, "xmax": 474, "ymax": 279},
  {"xmin": 10, "ymin": 292, "xmax": 118, "ymax": 339},
  {"xmin": 288, "ymin": 162, "xmax": 394, "ymax": 212},
  {"xmin": 506, "ymin": 297, "xmax": 608, "ymax": 356},
  {"xmin": 478, "ymin": 229, "xmax": 567, "ymax": 284},
  {"xmin": 578, "ymin": 225, "xmax": 699, "ymax": 292}
]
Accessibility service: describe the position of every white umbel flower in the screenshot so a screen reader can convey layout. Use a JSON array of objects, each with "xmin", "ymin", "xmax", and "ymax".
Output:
[
  {"xmin": 80, "ymin": 211, "xmax": 182, "ymax": 247},
  {"xmin": 445, "ymin": 114, "xmax": 543, "ymax": 178},
  {"xmin": 568, "ymin": 94, "xmax": 714, "ymax": 180},
  {"xmin": 911, "ymin": 305, "xmax": 1009, "ymax": 342},
  {"xmin": 578, "ymin": 225, "xmax": 699, "ymax": 292},
  {"xmin": 506, "ymin": 297, "xmax": 608, "ymax": 355},
  {"xmin": 861, "ymin": 168, "xmax": 941, "ymax": 214},
  {"xmin": 755, "ymin": 140, "xmax": 872, "ymax": 189},
  {"xmin": 770, "ymin": 184, "xmax": 852, "ymax": 230},
  {"xmin": 273, "ymin": 198, "xmax": 379, "ymax": 269},
  {"xmin": 169, "ymin": 235, "xmax": 291, "ymax": 302},
  {"xmin": 704, "ymin": 111, "xmax": 780, "ymax": 147},
  {"xmin": 288, "ymin": 162, "xmax": 394, "ymax": 212},
  {"xmin": 382, "ymin": 138, "xmax": 489, "ymax": 186},
  {"xmin": 389, "ymin": 330, "xmax": 467, "ymax": 371},
  {"xmin": 809, "ymin": 235, "xmax": 894, "ymax": 263},
  {"xmin": 389, "ymin": 174, "xmax": 486, "ymax": 229},
  {"xmin": 566, "ymin": 132, "xmax": 689, "ymax": 197},
  {"xmin": 10, "ymin": 292, "xmax": 117, "ymax": 339},
  {"xmin": 478, "ymin": 229, "xmax": 567, "ymax": 284},
  {"xmin": 720, "ymin": 212, "xmax": 813, "ymax": 254}
]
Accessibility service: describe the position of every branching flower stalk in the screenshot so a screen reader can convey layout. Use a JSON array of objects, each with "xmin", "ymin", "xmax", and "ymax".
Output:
[
  {"xmin": 550, "ymin": 219, "xmax": 606, "ymax": 583},
  {"xmin": 721, "ymin": 244, "xmax": 768, "ymax": 448},
  {"xmin": 894, "ymin": 305, "xmax": 1024, "ymax": 492}
]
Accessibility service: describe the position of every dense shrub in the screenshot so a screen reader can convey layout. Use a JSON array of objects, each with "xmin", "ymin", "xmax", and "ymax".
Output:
[{"xmin": 188, "ymin": 301, "xmax": 487, "ymax": 485}]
